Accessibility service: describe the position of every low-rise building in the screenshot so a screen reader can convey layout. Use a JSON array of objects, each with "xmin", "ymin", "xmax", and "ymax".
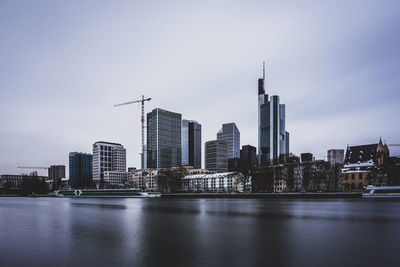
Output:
[
  {"xmin": 341, "ymin": 139, "xmax": 389, "ymax": 191},
  {"xmin": 104, "ymin": 171, "xmax": 128, "ymax": 188},
  {"xmin": 128, "ymin": 169, "xmax": 159, "ymax": 190},
  {"xmin": 182, "ymin": 172, "xmax": 244, "ymax": 192},
  {"xmin": 251, "ymin": 160, "xmax": 341, "ymax": 193}
]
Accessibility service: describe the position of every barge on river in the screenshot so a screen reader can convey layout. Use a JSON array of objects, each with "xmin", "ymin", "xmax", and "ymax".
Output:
[
  {"xmin": 362, "ymin": 185, "xmax": 400, "ymax": 198},
  {"xmin": 54, "ymin": 189, "xmax": 161, "ymax": 198}
]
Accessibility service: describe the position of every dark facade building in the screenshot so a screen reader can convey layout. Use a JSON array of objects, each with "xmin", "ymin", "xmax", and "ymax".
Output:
[
  {"xmin": 0, "ymin": 173, "xmax": 48, "ymax": 191},
  {"xmin": 205, "ymin": 140, "xmax": 228, "ymax": 173},
  {"xmin": 228, "ymin": 145, "xmax": 258, "ymax": 174},
  {"xmin": 147, "ymin": 108, "xmax": 182, "ymax": 168},
  {"xmin": 301, "ymin": 153, "xmax": 313, "ymax": 162},
  {"xmin": 258, "ymin": 63, "xmax": 288, "ymax": 166},
  {"xmin": 49, "ymin": 165, "xmax": 66, "ymax": 190},
  {"xmin": 251, "ymin": 160, "xmax": 341, "ymax": 193},
  {"xmin": 181, "ymin": 119, "xmax": 202, "ymax": 169},
  {"xmin": 69, "ymin": 152, "xmax": 93, "ymax": 188},
  {"xmin": 217, "ymin": 122, "xmax": 240, "ymax": 159},
  {"xmin": 341, "ymin": 138, "xmax": 390, "ymax": 191},
  {"xmin": 241, "ymin": 145, "xmax": 257, "ymax": 170}
]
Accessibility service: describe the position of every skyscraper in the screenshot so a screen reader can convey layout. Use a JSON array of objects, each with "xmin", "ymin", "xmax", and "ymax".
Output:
[
  {"xmin": 205, "ymin": 140, "xmax": 228, "ymax": 173},
  {"xmin": 217, "ymin": 122, "xmax": 240, "ymax": 159},
  {"xmin": 182, "ymin": 119, "xmax": 202, "ymax": 169},
  {"xmin": 69, "ymin": 152, "xmax": 93, "ymax": 188},
  {"xmin": 147, "ymin": 108, "xmax": 182, "ymax": 168},
  {"xmin": 258, "ymin": 63, "xmax": 288, "ymax": 165},
  {"xmin": 92, "ymin": 141, "xmax": 126, "ymax": 188}
]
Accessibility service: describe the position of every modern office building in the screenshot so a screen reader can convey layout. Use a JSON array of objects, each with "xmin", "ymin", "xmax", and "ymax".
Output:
[
  {"xmin": 285, "ymin": 131, "xmax": 290, "ymax": 155},
  {"xmin": 258, "ymin": 63, "xmax": 289, "ymax": 165},
  {"xmin": 69, "ymin": 152, "xmax": 93, "ymax": 188},
  {"xmin": 228, "ymin": 145, "xmax": 257, "ymax": 173},
  {"xmin": 147, "ymin": 108, "xmax": 182, "ymax": 168},
  {"xmin": 181, "ymin": 119, "xmax": 202, "ymax": 169},
  {"xmin": 217, "ymin": 123, "xmax": 240, "ymax": 159},
  {"xmin": 205, "ymin": 140, "xmax": 228, "ymax": 173},
  {"xmin": 49, "ymin": 165, "xmax": 66, "ymax": 190},
  {"xmin": 92, "ymin": 141, "xmax": 126, "ymax": 188},
  {"xmin": 327, "ymin": 149, "xmax": 345, "ymax": 164},
  {"xmin": 241, "ymin": 145, "xmax": 258, "ymax": 169}
]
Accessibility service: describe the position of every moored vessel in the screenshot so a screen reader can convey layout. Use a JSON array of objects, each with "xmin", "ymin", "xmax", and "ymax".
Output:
[
  {"xmin": 54, "ymin": 189, "xmax": 161, "ymax": 198},
  {"xmin": 362, "ymin": 185, "xmax": 400, "ymax": 198}
]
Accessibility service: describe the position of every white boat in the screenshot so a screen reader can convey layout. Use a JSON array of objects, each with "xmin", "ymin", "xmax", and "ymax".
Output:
[
  {"xmin": 362, "ymin": 185, "xmax": 400, "ymax": 198},
  {"xmin": 54, "ymin": 189, "xmax": 161, "ymax": 198}
]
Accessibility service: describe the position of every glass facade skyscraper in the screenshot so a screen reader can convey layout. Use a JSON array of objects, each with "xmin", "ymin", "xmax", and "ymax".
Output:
[
  {"xmin": 69, "ymin": 152, "xmax": 93, "ymax": 188},
  {"xmin": 217, "ymin": 123, "xmax": 240, "ymax": 159},
  {"xmin": 258, "ymin": 63, "xmax": 288, "ymax": 165},
  {"xmin": 147, "ymin": 108, "xmax": 182, "ymax": 168},
  {"xmin": 205, "ymin": 140, "xmax": 228, "ymax": 173},
  {"xmin": 182, "ymin": 119, "xmax": 202, "ymax": 169}
]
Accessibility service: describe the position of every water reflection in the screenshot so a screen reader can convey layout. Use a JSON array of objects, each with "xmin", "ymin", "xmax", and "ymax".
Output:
[{"xmin": 0, "ymin": 198, "xmax": 400, "ymax": 267}]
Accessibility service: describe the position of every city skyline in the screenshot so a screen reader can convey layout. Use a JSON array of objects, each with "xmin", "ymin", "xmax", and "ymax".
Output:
[{"xmin": 1, "ymin": 0, "xmax": 400, "ymax": 175}]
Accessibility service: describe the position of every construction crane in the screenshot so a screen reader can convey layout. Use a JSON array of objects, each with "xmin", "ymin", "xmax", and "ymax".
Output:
[
  {"xmin": 114, "ymin": 95, "xmax": 151, "ymax": 169},
  {"xmin": 17, "ymin": 166, "xmax": 49, "ymax": 170},
  {"xmin": 17, "ymin": 166, "xmax": 49, "ymax": 176}
]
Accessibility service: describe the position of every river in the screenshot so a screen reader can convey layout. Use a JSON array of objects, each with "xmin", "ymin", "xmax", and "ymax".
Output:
[{"xmin": 0, "ymin": 197, "xmax": 400, "ymax": 267}]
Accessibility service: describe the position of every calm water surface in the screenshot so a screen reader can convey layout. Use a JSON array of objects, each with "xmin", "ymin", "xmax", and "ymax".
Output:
[{"xmin": 1, "ymin": 198, "xmax": 400, "ymax": 267}]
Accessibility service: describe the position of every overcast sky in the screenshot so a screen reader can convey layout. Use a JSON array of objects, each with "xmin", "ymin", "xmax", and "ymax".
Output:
[{"xmin": 1, "ymin": 0, "xmax": 400, "ymax": 175}]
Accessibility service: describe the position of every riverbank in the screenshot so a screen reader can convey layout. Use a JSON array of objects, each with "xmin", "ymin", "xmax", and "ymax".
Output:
[{"xmin": 162, "ymin": 192, "xmax": 362, "ymax": 198}]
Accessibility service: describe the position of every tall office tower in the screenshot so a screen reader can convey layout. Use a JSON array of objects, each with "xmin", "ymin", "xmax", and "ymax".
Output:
[
  {"xmin": 285, "ymin": 131, "xmax": 290, "ymax": 155},
  {"xmin": 182, "ymin": 119, "xmax": 202, "ymax": 169},
  {"xmin": 217, "ymin": 123, "xmax": 240, "ymax": 159},
  {"xmin": 258, "ymin": 63, "xmax": 288, "ymax": 165},
  {"xmin": 327, "ymin": 149, "xmax": 345, "ymax": 164},
  {"xmin": 205, "ymin": 140, "xmax": 228, "ymax": 173},
  {"xmin": 49, "ymin": 165, "xmax": 66, "ymax": 190},
  {"xmin": 147, "ymin": 108, "xmax": 182, "ymax": 168},
  {"xmin": 92, "ymin": 141, "xmax": 126, "ymax": 188},
  {"xmin": 69, "ymin": 152, "xmax": 93, "ymax": 188}
]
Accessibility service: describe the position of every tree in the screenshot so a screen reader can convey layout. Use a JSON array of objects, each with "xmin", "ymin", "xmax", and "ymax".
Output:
[{"xmin": 157, "ymin": 168, "xmax": 188, "ymax": 193}]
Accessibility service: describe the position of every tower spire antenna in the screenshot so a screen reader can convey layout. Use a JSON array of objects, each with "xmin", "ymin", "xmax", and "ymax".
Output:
[{"xmin": 263, "ymin": 61, "xmax": 265, "ymax": 80}]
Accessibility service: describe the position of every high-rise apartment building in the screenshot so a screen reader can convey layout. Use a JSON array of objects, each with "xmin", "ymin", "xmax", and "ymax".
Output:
[
  {"xmin": 69, "ymin": 152, "xmax": 93, "ymax": 188},
  {"xmin": 92, "ymin": 141, "xmax": 126, "ymax": 188},
  {"xmin": 147, "ymin": 108, "xmax": 182, "ymax": 168},
  {"xmin": 327, "ymin": 149, "xmax": 344, "ymax": 164},
  {"xmin": 182, "ymin": 119, "xmax": 202, "ymax": 169},
  {"xmin": 217, "ymin": 123, "xmax": 240, "ymax": 159},
  {"xmin": 258, "ymin": 63, "xmax": 289, "ymax": 165},
  {"xmin": 205, "ymin": 140, "xmax": 228, "ymax": 173}
]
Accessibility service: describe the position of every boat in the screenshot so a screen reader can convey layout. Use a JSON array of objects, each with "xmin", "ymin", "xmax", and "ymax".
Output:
[
  {"xmin": 54, "ymin": 189, "xmax": 161, "ymax": 198},
  {"xmin": 362, "ymin": 185, "xmax": 400, "ymax": 198}
]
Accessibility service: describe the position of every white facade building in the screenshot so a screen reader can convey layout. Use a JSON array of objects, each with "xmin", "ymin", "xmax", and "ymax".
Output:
[
  {"xmin": 128, "ymin": 169, "xmax": 159, "ymax": 191},
  {"xmin": 182, "ymin": 172, "xmax": 243, "ymax": 192},
  {"xmin": 92, "ymin": 141, "xmax": 126, "ymax": 188},
  {"xmin": 104, "ymin": 171, "xmax": 128, "ymax": 187}
]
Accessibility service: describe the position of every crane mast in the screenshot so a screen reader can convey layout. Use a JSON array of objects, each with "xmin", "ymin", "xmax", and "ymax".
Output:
[{"xmin": 114, "ymin": 95, "xmax": 151, "ymax": 169}]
